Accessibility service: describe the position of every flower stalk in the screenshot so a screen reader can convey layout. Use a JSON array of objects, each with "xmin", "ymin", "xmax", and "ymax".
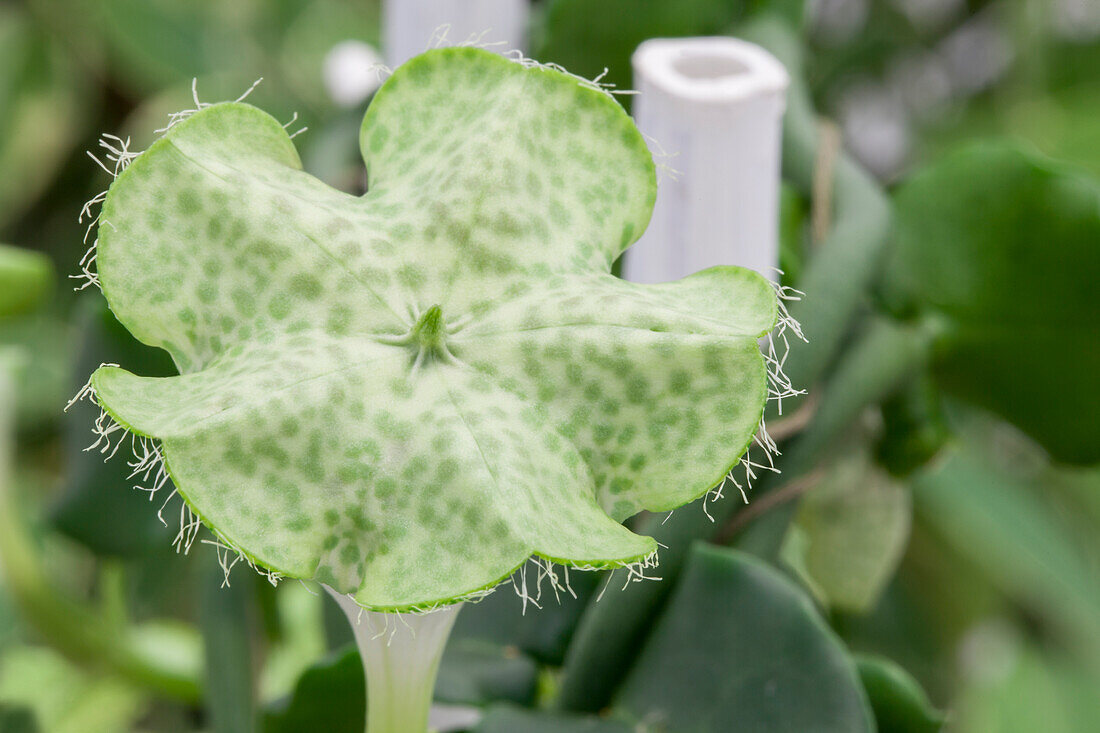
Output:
[{"xmin": 326, "ymin": 587, "xmax": 461, "ymax": 733}]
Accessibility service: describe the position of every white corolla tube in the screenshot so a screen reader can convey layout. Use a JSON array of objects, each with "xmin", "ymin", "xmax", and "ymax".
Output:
[
  {"xmin": 383, "ymin": 0, "xmax": 530, "ymax": 68},
  {"xmin": 326, "ymin": 587, "xmax": 463, "ymax": 733},
  {"xmin": 625, "ymin": 37, "xmax": 790, "ymax": 282}
]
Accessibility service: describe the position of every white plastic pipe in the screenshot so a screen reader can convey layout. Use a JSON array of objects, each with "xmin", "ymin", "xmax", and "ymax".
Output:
[
  {"xmin": 383, "ymin": 0, "xmax": 530, "ymax": 68},
  {"xmin": 624, "ymin": 37, "xmax": 789, "ymax": 283}
]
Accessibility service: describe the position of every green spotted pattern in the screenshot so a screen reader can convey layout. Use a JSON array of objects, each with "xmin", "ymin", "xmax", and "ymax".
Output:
[{"xmin": 90, "ymin": 47, "xmax": 777, "ymax": 611}]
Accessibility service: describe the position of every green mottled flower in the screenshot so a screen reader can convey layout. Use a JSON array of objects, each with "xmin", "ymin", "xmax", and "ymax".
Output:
[{"xmin": 83, "ymin": 48, "xmax": 778, "ymax": 612}]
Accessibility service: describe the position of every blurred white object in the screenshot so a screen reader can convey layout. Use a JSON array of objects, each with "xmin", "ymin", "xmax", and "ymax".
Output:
[
  {"xmin": 890, "ymin": 0, "xmax": 963, "ymax": 33},
  {"xmin": 889, "ymin": 51, "xmax": 952, "ymax": 123},
  {"xmin": 323, "ymin": 40, "xmax": 386, "ymax": 107},
  {"xmin": 430, "ymin": 704, "xmax": 483, "ymax": 731},
  {"xmin": 808, "ymin": 0, "xmax": 870, "ymax": 45},
  {"xmin": 838, "ymin": 79, "xmax": 911, "ymax": 180},
  {"xmin": 625, "ymin": 37, "xmax": 789, "ymax": 283},
  {"xmin": 383, "ymin": 0, "xmax": 529, "ymax": 68},
  {"xmin": 1054, "ymin": 0, "xmax": 1100, "ymax": 41},
  {"xmin": 940, "ymin": 16, "xmax": 1013, "ymax": 95}
]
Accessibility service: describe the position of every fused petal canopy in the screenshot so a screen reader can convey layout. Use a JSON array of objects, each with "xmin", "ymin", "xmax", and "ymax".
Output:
[{"xmin": 90, "ymin": 48, "xmax": 778, "ymax": 611}]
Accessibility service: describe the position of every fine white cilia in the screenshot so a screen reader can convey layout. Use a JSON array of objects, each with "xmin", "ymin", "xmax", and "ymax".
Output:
[{"xmin": 76, "ymin": 48, "xmax": 781, "ymax": 612}]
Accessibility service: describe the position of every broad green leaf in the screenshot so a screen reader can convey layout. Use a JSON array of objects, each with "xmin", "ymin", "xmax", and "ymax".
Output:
[
  {"xmin": 476, "ymin": 705, "xmax": 632, "ymax": 733},
  {"xmin": 614, "ymin": 543, "xmax": 874, "ymax": 732},
  {"xmin": 778, "ymin": 524, "xmax": 827, "ymax": 601},
  {"xmin": 262, "ymin": 646, "xmax": 365, "ymax": 733},
  {"xmin": 787, "ymin": 446, "xmax": 911, "ymax": 612},
  {"xmin": 1004, "ymin": 88, "xmax": 1100, "ymax": 178},
  {"xmin": 857, "ymin": 655, "xmax": 944, "ymax": 733},
  {"xmin": 87, "ymin": 48, "xmax": 777, "ymax": 610},
  {"xmin": 884, "ymin": 141, "xmax": 1100, "ymax": 465},
  {"xmin": 435, "ymin": 639, "xmax": 538, "ymax": 707}
]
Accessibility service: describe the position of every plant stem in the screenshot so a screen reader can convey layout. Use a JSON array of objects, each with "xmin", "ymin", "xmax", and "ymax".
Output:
[{"xmin": 325, "ymin": 587, "xmax": 461, "ymax": 733}]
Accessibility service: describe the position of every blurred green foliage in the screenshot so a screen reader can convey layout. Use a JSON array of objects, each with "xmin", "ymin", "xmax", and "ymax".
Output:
[
  {"xmin": 883, "ymin": 141, "xmax": 1100, "ymax": 464},
  {"xmin": 857, "ymin": 654, "xmax": 946, "ymax": 733},
  {"xmin": 1, "ymin": 0, "xmax": 1098, "ymax": 731},
  {"xmin": 534, "ymin": 0, "xmax": 746, "ymax": 106},
  {"xmin": 787, "ymin": 443, "xmax": 911, "ymax": 612}
]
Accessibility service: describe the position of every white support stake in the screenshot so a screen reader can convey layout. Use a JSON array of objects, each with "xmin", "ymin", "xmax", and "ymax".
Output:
[
  {"xmin": 383, "ymin": 0, "xmax": 530, "ymax": 68},
  {"xmin": 625, "ymin": 37, "xmax": 790, "ymax": 283}
]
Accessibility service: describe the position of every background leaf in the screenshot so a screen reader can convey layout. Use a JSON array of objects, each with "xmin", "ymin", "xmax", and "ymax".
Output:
[
  {"xmin": 435, "ymin": 640, "xmax": 538, "ymax": 707},
  {"xmin": 884, "ymin": 141, "xmax": 1100, "ymax": 464},
  {"xmin": 857, "ymin": 654, "xmax": 945, "ymax": 733},
  {"xmin": 787, "ymin": 444, "xmax": 911, "ymax": 612},
  {"xmin": 476, "ymin": 705, "xmax": 632, "ymax": 733},
  {"xmin": 613, "ymin": 543, "xmax": 875, "ymax": 732},
  {"xmin": 912, "ymin": 440, "xmax": 1100, "ymax": 662},
  {"xmin": 262, "ymin": 645, "xmax": 364, "ymax": 733}
]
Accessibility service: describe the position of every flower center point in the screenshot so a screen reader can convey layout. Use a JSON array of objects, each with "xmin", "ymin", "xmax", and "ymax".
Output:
[{"xmin": 410, "ymin": 305, "xmax": 446, "ymax": 355}]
